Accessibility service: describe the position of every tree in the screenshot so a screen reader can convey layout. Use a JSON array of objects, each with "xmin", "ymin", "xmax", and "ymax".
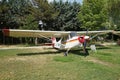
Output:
[
  {"xmin": 77, "ymin": 0, "xmax": 108, "ymax": 30},
  {"xmin": 0, "ymin": 0, "xmax": 32, "ymax": 29},
  {"xmin": 7, "ymin": 0, "xmax": 33, "ymax": 29},
  {"xmin": 0, "ymin": 0, "xmax": 9, "ymax": 29},
  {"xmin": 0, "ymin": 0, "xmax": 35, "ymax": 44},
  {"xmin": 107, "ymin": 0, "xmax": 120, "ymax": 30},
  {"xmin": 30, "ymin": 0, "xmax": 59, "ymax": 30},
  {"xmin": 52, "ymin": 0, "xmax": 81, "ymax": 31}
]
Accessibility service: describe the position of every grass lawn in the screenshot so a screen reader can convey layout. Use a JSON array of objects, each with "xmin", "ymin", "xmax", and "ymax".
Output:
[{"xmin": 0, "ymin": 46, "xmax": 120, "ymax": 80}]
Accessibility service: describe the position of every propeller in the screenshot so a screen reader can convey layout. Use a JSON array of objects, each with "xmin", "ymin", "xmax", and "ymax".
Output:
[
  {"xmin": 84, "ymin": 30, "xmax": 90, "ymax": 55},
  {"xmin": 78, "ymin": 30, "xmax": 90, "ymax": 55},
  {"xmin": 83, "ymin": 36, "xmax": 90, "ymax": 55},
  {"xmin": 84, "ymin": 30, "xmax": 88, "ymax": 47}
]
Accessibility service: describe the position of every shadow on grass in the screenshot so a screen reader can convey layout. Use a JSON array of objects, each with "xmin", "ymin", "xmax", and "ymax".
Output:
[
  {"xmin": 17, "ymin": 51, "xmax": 61, "ymax": 56},
  {"xmin": 70, "ymin": 45, "xmax": 111, "ymax": 57},
  {"xmin": 95, "ymin": 44, "xmax": 112, "ymax": 49},
  {"xmin": 17, "ymin": 49, "xmax": 88, "ymax": 57},
  {"xmin": 59, "ymin": 49, "xmax": 90, "ymax": 57},
  {"xmin": 71, "ymin": 49, "xmax": 89, "ymax": 57},
  {"xmin": 17, "ymin": 46, "xmax": 111, "ymax": 56},
  {"xmin": 96, "ymin": 47, "xmax": 111, "ymax": 50}
]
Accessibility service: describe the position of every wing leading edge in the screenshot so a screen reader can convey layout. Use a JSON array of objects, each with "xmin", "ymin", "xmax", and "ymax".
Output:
[
  {"xmin": 77, "ymin": 30, "xmax": 113, "ymax": 35},
  {"xmin": 2, "ymin": 29, "xmax": 70, "ymax": 38},
  {"xmin": 2, "ymin": 29, "xmax": 114, "ymax": 38}
]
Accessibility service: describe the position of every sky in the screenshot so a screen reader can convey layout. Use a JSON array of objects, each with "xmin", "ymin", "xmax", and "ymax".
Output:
[{"xmin": 48, "ymin": 0, "xmax": 83, "ymax": 4}]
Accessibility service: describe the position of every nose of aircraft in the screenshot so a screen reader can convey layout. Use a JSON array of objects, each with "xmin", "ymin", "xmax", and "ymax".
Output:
[
  {"xmin": 78, "ymin": 36, "xmax": 90, "ymax": 43},
  {"xmin": 78, "ymin": 36, "xmax": 85, "ymax": 43}
]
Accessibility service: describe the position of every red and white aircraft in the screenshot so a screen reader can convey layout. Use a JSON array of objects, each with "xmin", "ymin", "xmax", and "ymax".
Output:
[{"xmin": 2, "ymin": 29, "xmax": 113, "ymax": 56}]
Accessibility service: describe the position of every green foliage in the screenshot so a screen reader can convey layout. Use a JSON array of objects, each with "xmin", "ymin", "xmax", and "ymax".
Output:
[
  {"xmin": 52, "ymin": 1, "xmax": 81, "ymax": 31},
  {"xmin": 0, "ymin": 0, "xmax": 120, "ymax": 31},
  {"xmin": 0, "ymin": 0, "xmax": 9, "ymax": 28},
  {"xmin": 54, "ymin": 55, "xmax": 74, "ymax": 62},
  {"xmin": 30, "ymin": 0, "xmax": 59, "ymax": 30},
  {"xmin": 20, "ymin": 14, "xmax": 38, "ymax": 30},
  {"xmin": 107, "ymin": 0, "xmax": 120, "ymax": 30},
  {"xmin": 0, "ymin": 0, "xmax": 32, "ymax": 29},
  {"xmin": 77, "ymin": 0, "xmax": 109, "ymax": 30}
]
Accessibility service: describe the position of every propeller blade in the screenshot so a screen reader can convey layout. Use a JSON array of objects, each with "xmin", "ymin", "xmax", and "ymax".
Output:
[
  {"xmin": 78, "ymin": 36, "xmax": 89, "ymax": 55},
  {"xmin": 83, "ymin": 39, "xmax": 89, "ymax": 55},
  {"xmin": 83, "ymin": 40, "xmax": 87, "ymax": 48}
]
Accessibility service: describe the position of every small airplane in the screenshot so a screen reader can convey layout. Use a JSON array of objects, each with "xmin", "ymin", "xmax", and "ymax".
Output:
[{"xmin": 2, "ymin": 29, "xmax": 113, "ymax": 56}]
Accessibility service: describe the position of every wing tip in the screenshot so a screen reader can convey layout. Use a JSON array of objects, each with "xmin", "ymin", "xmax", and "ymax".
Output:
[{"xmin": 2, "ymin": 29, "xmax": 10, "ymax": 36}]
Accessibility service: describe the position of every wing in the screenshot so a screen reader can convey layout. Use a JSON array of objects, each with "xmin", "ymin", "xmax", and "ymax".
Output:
[
  {"xmin": 77, "ymin": 30, "xmax": 113, "ymax": 35},
  {"xmin": 2, "ymin": 29, "xmax": 113, "ymax": 38},
  {"xmin": 2, "ymin": 29, "xmax": 70, "ymax": 38},
  {"xmin": 112, "ymin": 31, "xmax": 120, "ymax": 36},
  {"xmin": 77, "ymin": 30, "xmax": 114, "ymax": 40}
]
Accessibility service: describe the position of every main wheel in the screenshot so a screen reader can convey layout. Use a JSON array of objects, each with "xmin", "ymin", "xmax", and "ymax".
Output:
[
  {"xmin": 64, "ymin": 52, "xmax": 67, "ymax": 56},
  {"xmin": 84, "ymin": 48, "xmax": 89, "ymax": 55}
]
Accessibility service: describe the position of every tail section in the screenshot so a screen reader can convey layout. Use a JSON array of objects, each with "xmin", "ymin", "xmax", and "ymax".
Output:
[
  {"xmin": 51, "ymin": 37, "xmax": 57, "ymax": 44},
  {"xmin": 51, "ymin": 37, "xmax": 62, "ymax": 49}
]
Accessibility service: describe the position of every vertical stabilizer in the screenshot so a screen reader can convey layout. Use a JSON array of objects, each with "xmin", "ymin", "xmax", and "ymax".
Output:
[
  {"xmin": 51, "ymin": 37, "xmax": 57, "ymax": 44},
  {"xmin": 51, "ymin": 37, "xmax": 62, "ymax": 49}
]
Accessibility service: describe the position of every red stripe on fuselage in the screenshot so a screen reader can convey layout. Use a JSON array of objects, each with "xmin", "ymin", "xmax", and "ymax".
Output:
[{"xmin": 63, "ymin": 38, "xmax": 78, "ymax": 44}]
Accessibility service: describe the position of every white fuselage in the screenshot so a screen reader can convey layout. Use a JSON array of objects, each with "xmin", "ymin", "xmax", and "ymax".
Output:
[
  {"xmin": 65, "ymin": 36, "xmax": 82, "ymax": 49},
  {"xmin": 52, "ymin": 34, "xmax": 89, "ymax": 50}
]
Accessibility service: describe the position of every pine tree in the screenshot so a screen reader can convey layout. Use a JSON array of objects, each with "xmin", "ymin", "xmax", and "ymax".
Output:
[{"xmin": 52, "ymin": 0, "xmax": 81, "ymax": 31}]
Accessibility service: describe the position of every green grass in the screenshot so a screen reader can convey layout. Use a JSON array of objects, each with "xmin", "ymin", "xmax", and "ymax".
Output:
[
  {"xmin": 0, "ymin": 46, "xmax": 120, "ymax": 80},
  {"xmin": 54, "ymin": 55, "xmax": 74, "ymax": 62}
]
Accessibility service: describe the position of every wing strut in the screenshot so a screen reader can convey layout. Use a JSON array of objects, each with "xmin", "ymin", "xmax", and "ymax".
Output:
[{"xmin": 38, "ymin": 34, "xmax": 51, "ymax": 41}]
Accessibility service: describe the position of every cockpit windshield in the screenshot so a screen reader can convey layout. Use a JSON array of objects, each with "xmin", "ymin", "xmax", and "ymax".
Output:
[{"xmin": 69, "ymin": 32, "xmax": 77, "ymax": 38}]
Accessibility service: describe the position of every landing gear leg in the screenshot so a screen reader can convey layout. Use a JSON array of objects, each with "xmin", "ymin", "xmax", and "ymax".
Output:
[
  {"xmin": 64, "ymin": 52, "xmax": 68, "ymax": 56},
  {"xmin": 64, "ymin": 48, "xmax": 71, "ymax": 56},
  {"xmin": 83, "ymin": 47, "xmax": 89, "ymax": 55},
  {"xmin": 85, "ymin": 48, "xmax": 89, "ymax": 55}
]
